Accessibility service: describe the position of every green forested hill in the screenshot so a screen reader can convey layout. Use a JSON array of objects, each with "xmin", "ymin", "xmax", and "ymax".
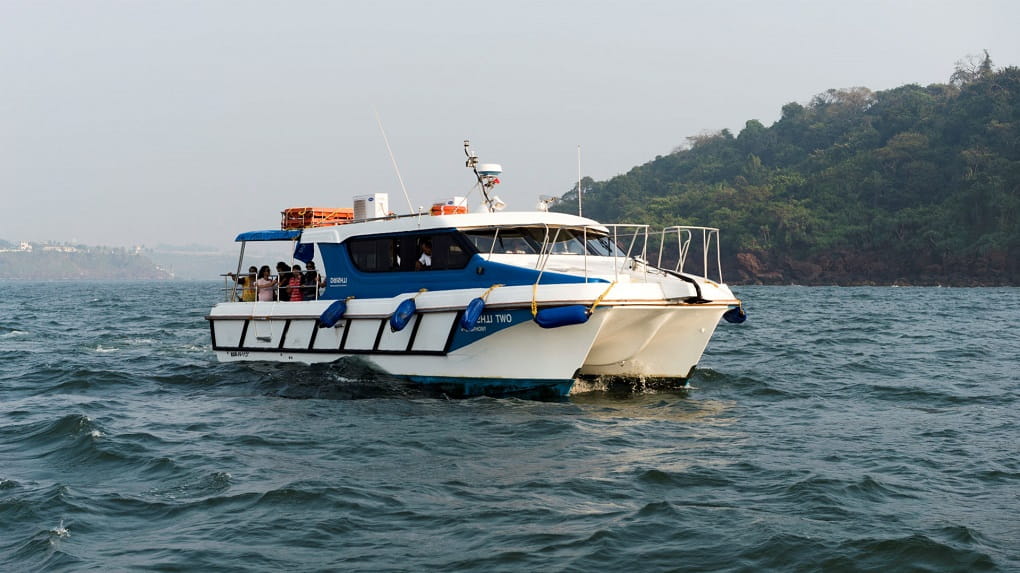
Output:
[{"xmin": 555, "ymin": 56, "xmax": 1019, "ymax": 285}]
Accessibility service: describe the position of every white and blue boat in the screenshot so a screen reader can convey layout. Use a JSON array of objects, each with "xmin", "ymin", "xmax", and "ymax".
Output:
[{"xmin": 207, "ymin": 144, "xmax": 744, "ymax": 398}]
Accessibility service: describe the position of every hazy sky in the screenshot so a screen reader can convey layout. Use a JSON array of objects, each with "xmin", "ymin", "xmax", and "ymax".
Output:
[{"xmin": 3, "ymin": 0, "xmax": 1019, "ymax": 250}]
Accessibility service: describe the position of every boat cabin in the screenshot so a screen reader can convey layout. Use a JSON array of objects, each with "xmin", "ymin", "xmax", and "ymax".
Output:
[{"xmin": 224, "ymin": 208, "xmax": 724, "ymax": 304}]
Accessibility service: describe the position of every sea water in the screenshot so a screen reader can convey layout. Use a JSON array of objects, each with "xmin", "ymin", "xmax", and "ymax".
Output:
[{"xmin": 1, "ymin": 282, "xmax": 1018, "ymax": 571}]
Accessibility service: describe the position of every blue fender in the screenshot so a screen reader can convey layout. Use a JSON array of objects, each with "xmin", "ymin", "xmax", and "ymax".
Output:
[
  {"xmin": 390, "ymin": 298, "xmax": 417, "ymax": 331},
  {"xmin": 460, "ymin": 297, "xmax": 486, "ymax": 330},
  {"xmin": 723, "ymin": 306, "xmax": 747, "ymax": 324},
  {"xmin": 534, "ymin": 305, "xmax": 590, "ymax": 329},
  {"xmin": 318, "ymin": 300, "xmax": 347, "ymax": 328}
]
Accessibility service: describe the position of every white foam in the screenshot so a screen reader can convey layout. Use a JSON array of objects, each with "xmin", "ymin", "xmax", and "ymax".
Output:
[{"xmin": 51, "ymin": 520, "xmax": 70, "ymax": 539}]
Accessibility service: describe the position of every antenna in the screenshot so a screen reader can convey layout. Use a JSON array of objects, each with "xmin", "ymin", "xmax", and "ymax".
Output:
[
  {"xmin": 464, "ymin": 140, "xmax": 503, "ymax": 212},
  {"xmin": 373, "ymin": 107, "xmax": 415, "ymax": 214},
  {"xmin": 537, "ymin": 195, "xmax": 558, "ymax": 212},
  {"xmin": 577, "ymin": 144, "xmax": 582, "ymax": 217}
]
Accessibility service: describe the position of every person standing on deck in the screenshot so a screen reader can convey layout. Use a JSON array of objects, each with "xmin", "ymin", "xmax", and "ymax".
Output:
[
  {"xmin": 303, "ymin": 261, "xmax": 323, "ymax": 300},
  {"xmin": 255, "ymin": 266, "xmax": 277, "ymax": 302},
  {"xmin": 275, "ymin": 261, "xmax": 291, "ymax": 300},
  {"xmin": 288, "ymin": 264, "xmax": 304, "ymax": 301}
]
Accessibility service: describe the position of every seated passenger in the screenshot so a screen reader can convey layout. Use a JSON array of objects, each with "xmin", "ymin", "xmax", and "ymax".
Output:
[{"xmin": 415, "ymin": 240, "xmax": 432, "ymax": 270}]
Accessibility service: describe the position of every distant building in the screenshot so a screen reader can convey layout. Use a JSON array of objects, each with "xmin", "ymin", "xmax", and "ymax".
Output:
[
  {"xmin": 0, "ymin": 241, "xmax": 33, "ymax": 253},
  {"xmin": 42, "ymin": 244, "xmax": 78, "ymax": 253}
]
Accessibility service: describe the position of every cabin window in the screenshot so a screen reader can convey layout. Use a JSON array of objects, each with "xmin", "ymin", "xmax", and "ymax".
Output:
[
  {"xmin": 347, "ymin": 237, "xmax": 402, "ymax": 272},
  {"xmin": 540, "ymin": 228, "xmax": 587, "ymax": 255},
  {"xmin": 585, "ymin": 235, "xmax": 625, "ymax": 257},
  {"xmin": 425, "ymin": 234, "xmax": 473, "ymax": 270},
  {"xmin": 463, "ymin": 229, "xmax": 538, "ymax": 254},
  {"xmin": 346, "ymin": 232, "xmax": 473, "ymax": 272},
  {"xmin": 463, "ymin": 227, "xmax": 610, "ymax": 256}
]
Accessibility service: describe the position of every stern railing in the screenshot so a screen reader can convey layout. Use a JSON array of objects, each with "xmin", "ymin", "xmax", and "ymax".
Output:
[{"xmin": 220, "ymin": 274, "xmax": 322, "ymax": 303}]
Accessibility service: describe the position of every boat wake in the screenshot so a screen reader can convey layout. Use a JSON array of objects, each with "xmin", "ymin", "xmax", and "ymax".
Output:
[{"xmin": 571, "ymin": 375, "xmax": 692, "ymax": 396}]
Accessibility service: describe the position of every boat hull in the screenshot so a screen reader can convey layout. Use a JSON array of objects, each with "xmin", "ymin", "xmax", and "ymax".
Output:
[
  {"xmin": 207, "ymin": 294, "xmax": 732, "ymax": 397},
  {"xmin": 579, "ymin": 305, "xmax": 727, "ymax": 379},
  {"xmin": 209, "ymin": 301, "xmax": 609, "ymax": 397}
]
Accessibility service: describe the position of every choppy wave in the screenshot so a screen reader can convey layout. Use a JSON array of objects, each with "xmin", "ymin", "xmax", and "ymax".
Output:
[{"xmin": 1, "ymin": 283, "xmax": 1018, "ymax": 571}]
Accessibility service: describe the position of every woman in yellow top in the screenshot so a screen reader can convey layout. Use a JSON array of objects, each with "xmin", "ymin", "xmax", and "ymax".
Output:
[{"xmin": 229, "ymin": 266, "xmax": 258, "ymax": 302}]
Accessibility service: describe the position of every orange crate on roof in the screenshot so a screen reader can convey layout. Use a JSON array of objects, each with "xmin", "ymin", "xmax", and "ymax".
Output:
[
  {"xmin": 430, "ymin": 203, "xmax": 468, "ymax": 215},
  {"xmin": 281, "ymin": 207, "xmax": 355, "ymax": 229}
]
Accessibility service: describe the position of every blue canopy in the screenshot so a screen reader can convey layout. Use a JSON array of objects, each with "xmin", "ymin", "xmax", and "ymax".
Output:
[{"xmin": 234, "ymin": 230, "xmax": 302, "ymax": 242}]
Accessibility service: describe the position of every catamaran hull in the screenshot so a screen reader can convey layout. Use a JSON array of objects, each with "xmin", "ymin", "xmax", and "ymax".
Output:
[
  {"xmin": 580, "ymin": 305, "xmax": 727, "ymax": 380},
  {"xmin": 208, "ymin": 298, "xmax": 731, "ymax": 397}
]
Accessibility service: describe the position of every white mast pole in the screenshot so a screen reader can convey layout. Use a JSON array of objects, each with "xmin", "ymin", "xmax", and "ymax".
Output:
[
  {"xmin": 373, "ymin": 107, "xmax": 415, "ymax": 214},
  {"xmin": 577, "ymin": 144, "xmax": 582, "ymax": 217}
]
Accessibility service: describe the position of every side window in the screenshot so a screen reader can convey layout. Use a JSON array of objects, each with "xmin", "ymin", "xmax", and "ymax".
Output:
[
  {"xmin": 586, "ymin": 235, "xmax": 624, "ymax": 256},
  {"xmin": 465, "ymin": 231, "xmax": 496, "ymax": 253},
  {"xmin": 448, "ymin": 242, "xmax": 471, "ymax": 267},
  {"xmin": 421, "ymin": 234, "xmax": 472, "ymax": 270},
  {"xmin": 548, "ymin": 229, "xmax": 587, "ymax": 254},
  {"xmin": 347, "ymin": 233, "xmax": 473, "ymax": 272},
  {"xmin": 462, "ymin": 229, "xmax": 537, "ymax": 254},
  {"xmin": 347, "ymin": 237, "xmax": 401, "ymax": 272}
]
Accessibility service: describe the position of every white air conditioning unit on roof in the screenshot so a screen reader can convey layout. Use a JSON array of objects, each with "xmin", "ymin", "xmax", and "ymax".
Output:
[{"xmin": 353, "ymin": 193, "xmax": 389, "ymax": 220}]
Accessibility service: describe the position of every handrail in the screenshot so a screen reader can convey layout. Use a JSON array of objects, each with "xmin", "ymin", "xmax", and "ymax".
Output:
[
  {"xmin": 527, "ymin": 223, "xmax": 723, "ymax": 284},
  {"xmin": 656, "ymin": 226, "xmax": 723, "ymax": 283},
  {"xmin": 595, "ymin": 224, "xmax": 649, "ymax": 281},
  {"xmin": 219, "ymin": 272, "xmax": 323, "ymax": 302}
]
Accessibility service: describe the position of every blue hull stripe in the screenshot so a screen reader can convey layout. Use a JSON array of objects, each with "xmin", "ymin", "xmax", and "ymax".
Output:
[{"xmin": 404, "ymin": 375, "xmax": 574, "ymax": 397}]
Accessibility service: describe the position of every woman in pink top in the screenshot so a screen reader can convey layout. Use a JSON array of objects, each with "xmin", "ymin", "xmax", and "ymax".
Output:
[{"xmin": 255, "ymin": 265, "xmax": 278, "ymax": 302}]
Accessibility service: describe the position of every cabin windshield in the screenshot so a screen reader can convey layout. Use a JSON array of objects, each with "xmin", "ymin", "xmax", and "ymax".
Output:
[
  {"xmin": 463, "ymin": 228, "xmax": 539, "ymax": 254},
  {"xmin": 462, "ymin": 226, "xmax": 623, "ymax": 257},
  {"xmin": 584, "ymin": 234, "xmax": 625, "ymax": 257}
]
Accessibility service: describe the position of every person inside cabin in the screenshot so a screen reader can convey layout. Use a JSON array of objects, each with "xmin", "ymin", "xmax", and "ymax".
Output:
[
  {"xmin": 228, "ymin": 266, "xmax": 258, "ymax": 302},
  {"xmin": 275, "ymin": 261, "xmax": 291, "ymax": 300},
  {"xmin": 289, "ymin": 264, "xmax": 304, "ymax": 301},
  {"xmin": 415, "ymin": 239, "xmax": 433, "ymax": 270},
  {"xmin": 255, "ymin": 266, "xmax": 277, "ymax": 302},
  {"xmin": 303, "ymin": 261, "xmax": 323, "ymax": 300}
]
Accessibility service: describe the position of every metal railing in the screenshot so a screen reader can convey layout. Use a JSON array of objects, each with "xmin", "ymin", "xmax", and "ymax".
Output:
[
  {"xmin": 536, "ymin": 224, "xmax": 723, "ymax": 284},
  {"xmin": 220, "ymin": 274, "xmax": 323, "ymax": 303},
  {"xmin": 656, "ymin": 226, "xmax": 723, "ymax": 284},
  {"xmin": 591, "ymin": 224, "xmax": 650, "ymax": 282}
]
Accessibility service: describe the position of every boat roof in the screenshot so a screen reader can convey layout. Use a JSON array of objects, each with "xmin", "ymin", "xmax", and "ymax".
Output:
[
  {"xmin": 234, "ymin": 229, "xmax": 303, "ymax": 242},
  {"xmin": 292, "ymin": 210, "xmax": 609, "ymax": 244}
]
